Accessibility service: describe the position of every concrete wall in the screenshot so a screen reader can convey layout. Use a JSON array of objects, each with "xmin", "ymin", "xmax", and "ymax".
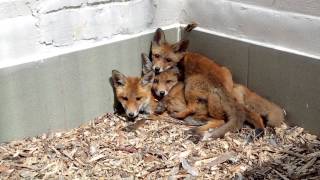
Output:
[
  {"xmin": 228, "ymin": 0, "xmax": 320, "ymax": 17},
  {"xmin": 1, "ymin": 27, "xmax": 319, "ymax": 142},
  {"xmin": 1, "ymin": 0, "xmax": 320, "ymax": 66},
  {"xmin": 180, "ymin": 0, "xmax": 320, "ymax": 59},
  {"xmin": 187, "ymin": 29, "xmax": 320, "ymax": 136},
  {"xmin": 0, "ymin": 0, "xmax": 179, "ymax": 68},
  {"xmin": 1, "ymin": 0, "xmax": 319, "ymax": 141},
  {"xmin": 0, "ymin": 28, "xmax": 178, "ymax": 142}
]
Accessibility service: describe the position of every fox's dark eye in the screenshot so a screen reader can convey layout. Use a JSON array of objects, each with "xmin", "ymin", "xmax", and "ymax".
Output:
[
  {"xmin": 165, "ymin": 58, "xmax": 172, "ymax": 62},
  {"xmin": 166, "ymin": 80, "xmax": 173, "ymax": 84},
  {"xmin": 122, "ymin": 96, "xmax": 128, "ymax": 101},
  {"xmin": 154, "ymin": 79, "xmax": 159, "ymax": 83},
  {"xmin": 154, "ymin": 54, "xmax": 160, "ymax": 58},
  {"xmin": 136, "ymin": 97, "xmax": 142, "ymax": 101}
]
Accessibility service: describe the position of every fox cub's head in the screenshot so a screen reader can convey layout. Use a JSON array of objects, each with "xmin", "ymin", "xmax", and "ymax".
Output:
[
  {"xmin": 142, "ymin": 53, "xmax": 180, "ymax": 98},
  {"xmin": 153, "ymin": 68, "xmax": 180, "ymax": 98},
  {"xmin": 151, "ymin": 28, "xmax": 189, "ymax": 74},
  {"xmin": 112, "ymin": 70, "xmax": 154, "ymax": 119}
]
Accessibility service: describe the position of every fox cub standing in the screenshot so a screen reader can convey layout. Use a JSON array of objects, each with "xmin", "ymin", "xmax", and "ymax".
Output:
[
  {"xmin": 151, "ymin": 27, "xmax": 284, "ymax": 139},
  {"xmin": 112, "ymin": 70, "xmax": 158, "ymax": 119}
]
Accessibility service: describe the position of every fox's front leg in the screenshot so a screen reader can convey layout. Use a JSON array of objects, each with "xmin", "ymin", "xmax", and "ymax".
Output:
[
  {"xmin": 186, "ymin": 118, "xmax": 225, "ymax": 143},
  {"xmin": 245, "ymin": 108, "xmax": 265, "ymax": 129},
  {"xmin": 154, "ymin": 100, "xmax": 166, "ymax": 114},
  {"xmin": 170, "ymin": 103, "xmax": 196, "ymax": 119},
  {"xmin": 192, "ymin": 119, "xmax": 225, "ymax": 135},
  {"xmin": 122, "ymin": 119, "xmax": 147, "ymax": 132},
  {"xmin": 244, "ymin": 107, "xmax": 265, "ymax": 138}
]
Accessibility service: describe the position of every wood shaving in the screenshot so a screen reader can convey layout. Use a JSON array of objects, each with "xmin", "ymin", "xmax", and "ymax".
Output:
[{"xmin": 0, "ymin": 113, "xmax": 319, "ymax": 179}]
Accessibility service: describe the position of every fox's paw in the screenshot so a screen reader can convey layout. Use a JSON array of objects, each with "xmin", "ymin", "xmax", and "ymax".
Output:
[
  {"xmin": 185, "ymin": 128, "xmax": 203, "ymax": 144},
  {"xmin": 245, "ymin": 128, "xmax": 265, "ymax": 144},
  {"xmin": 201, "ymin": 129, "xmax": 225, "ymax": 140},
  {"xmin": 254, "ymin": 128, "xmax": 265, "ymax": 138},
  {"xmin": 169, "ymin": 112, "xmax": 179, "ymax": 119},
  {"xmin": 187, "ymin": 134, "xmax": 202, "ymax": 144},
  {"xmin": 170, "ymin": 112, "xmax": 185, "ymax": 119},
  {"xmin": 184, "ymin": 116, "xmax": 206, "ymax": 126},
  {"xmin": 154, "ymin": 102, "xmax": 166, "ymax": 114}
]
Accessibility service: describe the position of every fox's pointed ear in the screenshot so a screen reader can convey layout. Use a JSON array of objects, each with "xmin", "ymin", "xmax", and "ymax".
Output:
[
  {"xmin": 112, "ymin": 70, "xmax": 127, "ymax": 87},
  {"xmin": 172, "ymin": 40, "xmax": 189, "ymax": 52},
  {"xmin": 141, "ymin": 71, "xmax": 154, "ymax": 86},
  {"xmin": 153, "ymin": 28, "xmax": 166, "ymax": 45},
  {"xmin": 141, "ymin": 53, "xmax": 153, "ymax": 75}
]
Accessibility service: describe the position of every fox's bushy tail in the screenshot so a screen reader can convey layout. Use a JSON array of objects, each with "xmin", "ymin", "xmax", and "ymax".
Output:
[{"xmin": 206, "ymin": 90, "xmax": 245, "ymax": 139}]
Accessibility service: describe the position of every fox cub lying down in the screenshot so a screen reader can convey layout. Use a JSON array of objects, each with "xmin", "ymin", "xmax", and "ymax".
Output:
[
  {"xmin": 112, "ymin": 70, "xmax": 158, "ymax": 119},
  {"xmin": 112, "ymin": 23, "xmax": 285, "ymax": 140}
]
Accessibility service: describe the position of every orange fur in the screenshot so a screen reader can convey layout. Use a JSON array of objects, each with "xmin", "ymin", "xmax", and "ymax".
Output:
[
  {"xmin": 112, "ymin": 70, "xmax": 158, "ymax": 119},
  {"xmin": 151, "ymin": 28, "xmax": 265, "ymax": 138},
  {"xmin": 149, "ymin": 27, "xmax": 285, "ymax": 139},
  {"xmin": 232, "ymin": 84, "xmax": 285, "ymax": 127}
]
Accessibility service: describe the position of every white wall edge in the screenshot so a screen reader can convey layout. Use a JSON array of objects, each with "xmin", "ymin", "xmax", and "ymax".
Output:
[
  {"xmin": 0, "ymin": 23, "xmax": 180, "ymax": 69},
  {"xmin": 180, "ymin": 0, "xmax": 320, "ymax": 60},
  {"xmin": 180, "ymin": 24, "xmax": 320, "ymax": 60},
  {"xmin": 2, "ymin": 21, "xmax": 319, "ymax": 70}
]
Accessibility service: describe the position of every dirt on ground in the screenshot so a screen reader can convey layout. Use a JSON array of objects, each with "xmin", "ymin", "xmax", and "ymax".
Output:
[{"xmin": 0, "ymin": 113, "xmax": 319, "ymax": 179}]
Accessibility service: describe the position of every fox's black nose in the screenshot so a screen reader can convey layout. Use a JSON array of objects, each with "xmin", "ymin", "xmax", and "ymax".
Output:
[
  {"xmin": 155, "ymin": 67, "xmax": 160, "ymax": 73},
  {"xmin": 160, "ymin": 91, "xmax": 165, "ymax": 96},
  {"xmin": 128, "ymin": 112, "xmax": 134, "ymax": 118}
]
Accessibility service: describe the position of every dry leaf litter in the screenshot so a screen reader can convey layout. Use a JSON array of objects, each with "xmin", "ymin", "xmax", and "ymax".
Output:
[{"xmin": 0, "ymin": 113, "xmax": 319, "ymax": 179}]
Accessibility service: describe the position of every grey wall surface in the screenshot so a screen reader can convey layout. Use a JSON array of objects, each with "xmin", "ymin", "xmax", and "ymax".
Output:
[
  {"xmin": 182, "ymin": 0, "xmax": 320, "ymax": 58},
  {"xmin": 187, "ymin": 30, "xmax": 320, "ymax": 136},
  {"xmin": 184, "ymin": 30, "xmax": 250, "ymax": 85},
  {"xmin": 0, "ymin": 28, "xmax": 178, "ymax": 142}
]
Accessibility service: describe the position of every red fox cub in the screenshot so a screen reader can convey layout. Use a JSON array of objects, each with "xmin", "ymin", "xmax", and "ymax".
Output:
[
  {"xmin": 151, "ymin": 23, "xmax": 197, "ymax": 74},
  {"xmin": 151, "ymin": 28, "xmax": 234, "ymax": 93},
  {"xmin": 111, "ymin": 70, "xmax": 157, "ymax": 119},
  {"xmin": 173, "ymin": 53, "xmax": 267, "ymax": 138},
  {"xmin": 143, "ymin": 53, "xmax": 221, "ymax": 129},
  {"xmin": 232, "ymin": 84, "xmax": 285, "ymax": 127},
  {"xmin": 144, "ymin": 51, "xmax": 272, "ymax": 136},
  {"xmin": 143, "ymin": 53, "xmax": 181, "ymax": 98},
  {"xmin": 142, "ymin": 53, "xmax": 186, "ymax": 115},
  {"xmin": 145, "ymin": 53, "xmax": 265, "ymax": 136},
  {"xmin": 151, "ymin": 28, "xmax": 267, "ymax": 139}
]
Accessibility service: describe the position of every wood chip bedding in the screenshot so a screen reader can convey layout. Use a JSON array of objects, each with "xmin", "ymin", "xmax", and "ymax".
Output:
[{"xmin": 0, "ymin": 113, "xmax": 319, "ymax": 179}]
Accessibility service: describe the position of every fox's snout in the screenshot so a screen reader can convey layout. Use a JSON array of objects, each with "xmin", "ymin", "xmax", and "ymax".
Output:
[
  {"xmin": 155, "ymin": 89, "xmax": 168, "ymax": 97},
  {"xmin": 126, "ymin": 110, "xmax": 138, "ymax": 119},
  {"xmin": 125, "ymin": 105, "xmax": 139, "ymax": 118},
  {"xmin": 160, "ymin": 91, "xmax": 165, "ymax": 96},
  {"xmin": 153, "ymin": 66, "xmax": 162, "ymax": 74}
]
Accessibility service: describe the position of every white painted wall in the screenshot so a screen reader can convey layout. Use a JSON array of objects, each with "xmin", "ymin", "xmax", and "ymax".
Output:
[
  {"xmin": 228, "ymin": 0, "xmax": 320, "ymax": 17},
  {"xmin": 1, "ymin": 0, "xmax": 320, "ymax": 68},
  {"xmin": 180, "ymin": 0, "xmax": 320, "ymax": 59},
  {"xmin": 0, "ymin": 0, "xmax": 164, "ymax": 67}
]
